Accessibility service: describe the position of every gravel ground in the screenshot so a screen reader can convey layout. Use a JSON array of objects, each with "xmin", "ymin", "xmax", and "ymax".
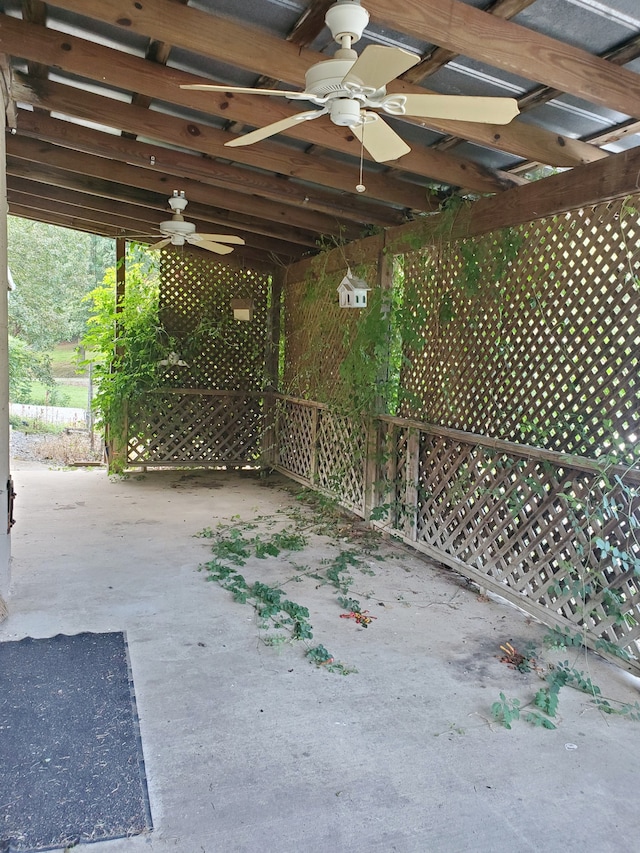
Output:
[{"xmin": 10, "ymin": 428, "xmax": 103, "ymax": 466}]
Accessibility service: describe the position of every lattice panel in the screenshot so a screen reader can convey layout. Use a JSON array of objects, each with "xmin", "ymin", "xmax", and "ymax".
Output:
[
  {"xmin": 284, "ymin": 264, "xmax": 377, "ymax": 402},
  {"xmin": 158, "ymin": 251, "xmax": 270, "ymax": 391},
  {"xmin": 316, "ymin": 409, "xmax": 367, "ymax": 512},
  {"xmin": 393, "ymin": 428, "xmax": 640, "ymax": 658},
  {"xmin": 275, "ymin": 397, "xmax": 316, "ymax": 479},
  {"xmin": 127, "ymin": 392, "xmax": 263, "ymax": 465},
  {"xmin": 400, "ymin": 197, "xmax": 640, "ymax": 463}
]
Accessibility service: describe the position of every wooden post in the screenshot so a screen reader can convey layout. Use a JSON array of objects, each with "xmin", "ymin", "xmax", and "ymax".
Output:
[
  {"xmin": 363, "ymin": 240, "xmax": 395, "ymax": 520},
  {"xmin": 404, "ymin": 428, "xmax": 420, "ymax": 542},
  {"xmin": 375, "ymin": 239, "xmax": 395, "ymax": 415},
  {"xmin": 262, "ymin": 268, "xmax": 283, "ymax": 467},
  {"xmin": 309, "ymin": 406, "xmax": 319, "ymax": 485},
  {"xmin": 363, "ymin": 417, "xmax": 380, "ymax": 520}
]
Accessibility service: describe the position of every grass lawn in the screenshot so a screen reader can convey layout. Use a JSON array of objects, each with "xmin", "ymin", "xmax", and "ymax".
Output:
[
  {"xmin": 51, "ymin": 342, "xmax": 101, "ymax": 378},
  {"xmin": 25, "ymin": 381, "xmax": 91, "ymax": 409}
]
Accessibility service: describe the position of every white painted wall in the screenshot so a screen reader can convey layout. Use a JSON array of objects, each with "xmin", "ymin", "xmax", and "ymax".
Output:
[{"xmin": 0, "ymin": 91, "xmax": 11, "ymax": 616}]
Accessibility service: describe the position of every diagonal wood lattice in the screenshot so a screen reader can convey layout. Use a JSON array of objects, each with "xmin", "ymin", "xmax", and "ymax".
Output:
[
  {"xmin": 284, "ymin": 263, "xmax": 375, "ymax": 403},
  {"xmin": 315, "ymin": 409, "xmax": 367, "ymax": 511},
  {"xmin": 126, "ymin": 250, "xmax": 271, "ymax": 467},
  {"xmin": 158, "ymin": 250, "xmax": 270, "ymax": 391},
  {"xmin": 276, "ymin": 197, "xmax": 640, "ymax": 667},
  {"xmin": 400, "ymin": 196, "xmax": 640, "ymax": 464},
  {"xmin": 378, "ymin": 420, "xmax": 640, "ymax": 664},
  {"xmin": 274, "ymin": 397, "xmax": 367, "ymax": 513},
  {"xmin": 127, "ymin": 391, "xmax": 263, "ymax": 466},
  {"xmin": 275, "ymin": 396, "xmax": 640, "ymax": 669},
  {"xmin": 274, "ymin": 396, "xmax": 316, "ymax": 480}
]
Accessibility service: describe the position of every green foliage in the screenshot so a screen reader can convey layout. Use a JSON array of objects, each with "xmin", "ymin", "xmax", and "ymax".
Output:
[
  {"xmin": 197, "ymin": 492, "xmax": 380, "ymax": 671},
  {"xmin": 337, "ymin": 596, "xmax": 362, "ymax": 613},
  {"xmin": 495, "ymin": 639, "xmax": 639, "ymax": 730},
  {"xmin": 524, "ymin": 711, "xmax": 557, "ymax": 729},
  {"xmin": 8, "ymin": 334, "xmax": 55, "ymax": 402},
  {"xmin": 8, "ymin": 217, "xmax": 114, "ymax": 350},
  {"xmin": 201, "ymin": 524, "xmax": 317, "ymax": 654},
  {"xmin": 306, "ymin": 644, "xmax": 356, "ymax": 674},
  {"xmin": 491, "ymin": 693, "xmax": 521, "ymax": 729},
  {"xmin": 435, "ymin": 227, "xmax": 522, "ymax": 328},
  {"xmin": 534, "ymin": 685, "xmax": 560, "ymax": 717},
  {"xmin": 323, "ymin": 549, "xmax": 363, "ymax": 594},
  {"xmin": 306, "ymin": 644, "xmax": 333, "ymax": 664},
  {"xmin": 544, "ymin": 627, "xmax": 585, "ymax": 650},
  {"xmin": 82, "ymin": 252, "xmax": 167, "ymax": 449}
]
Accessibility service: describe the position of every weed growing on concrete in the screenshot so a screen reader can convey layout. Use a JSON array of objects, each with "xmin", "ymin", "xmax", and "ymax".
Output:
[{"xmin": 493, "ymin": 641, "xmax": 640, "ymax": 729}]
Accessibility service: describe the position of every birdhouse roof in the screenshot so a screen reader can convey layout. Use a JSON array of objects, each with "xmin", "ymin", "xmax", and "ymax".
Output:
[{"xmin": 338, "ymin": 269, "xmax": 371, "ymax": 292}]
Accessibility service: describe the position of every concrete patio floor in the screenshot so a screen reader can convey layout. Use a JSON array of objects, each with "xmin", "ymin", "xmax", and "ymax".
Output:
[{"xmin": 2, "ymin": 462, "xmax": 640, "ymax": 853}]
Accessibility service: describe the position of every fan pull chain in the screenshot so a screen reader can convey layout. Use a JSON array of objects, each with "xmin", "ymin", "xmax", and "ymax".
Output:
[{"xmin": 356, "ymin": 120, "xmax": 366, "ymax": 193}]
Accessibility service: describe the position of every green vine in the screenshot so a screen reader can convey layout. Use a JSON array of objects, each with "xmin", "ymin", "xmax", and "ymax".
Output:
[{"xmin": 82, "ymin": 252, "xmax": 170, "ymax": 466}]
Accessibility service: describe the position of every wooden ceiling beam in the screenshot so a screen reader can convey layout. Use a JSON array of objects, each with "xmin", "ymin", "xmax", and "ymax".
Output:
[
  {"xmin": 2, "ymin": 22, "xmax": 519, "ymax": 195},
  {"xmin": 289, "ymin": 141, "xmax": 640, "ymax": 280},
  {"xmin": 15, "ymin": 110, "xmax": 407, "ymax": 228},
  {"xmin": 8, "ymin": 124, "xmax": 361, "ymax": 243},
  {"xmin": 6, "ymin": 176, "xmax": 306, "ymax": 254},
  {"xmin": 9, "ymin": 204, "xmax": 277, "ymax": 267},
  {"xmin": 27, "ymin": 1, "xmax": 600, "ymax": 172},
  {"xmin": 7, "ymin": 186, "xmax": 304, "ymax": 259},
  {"xmin": 365, "ymin": 0, "xmax": 640, "ymax": 120},
  {"xmin": 5, "ymin": 154, "xmax": 322, "ymax": 248},
  {"xmin": 250, "ymin": 0, "xmax": 335, "ymax": 91},
  {"xmin": 402, "ymin": 0, "xmax": 537, "ymax": 84},
  {"xmin": 288, "ymin": 0, "xmax": 335, "ymax": 48},
  {"xmin": 439, "ymin": 31, "xmax": 640, "ymax": 159},
  {"xmin": 8, "ymin": 84, "xmax": 437, "ymax": 212},
  {"xmin": 392, "ymin": 142, "xmax": 640, "ymax": 249}
]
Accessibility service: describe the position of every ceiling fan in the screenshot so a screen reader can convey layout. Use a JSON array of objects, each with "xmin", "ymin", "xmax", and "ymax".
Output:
[
  {"xmin": 136, "ymin": 191, "xmax": 246, "ymax": 254},
  {"xmin": 182, "ymin": 0, "xmax": 519, "ymax": 164}
]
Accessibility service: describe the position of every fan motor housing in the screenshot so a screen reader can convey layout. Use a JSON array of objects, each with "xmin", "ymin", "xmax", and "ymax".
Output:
[
  {"xmin": 160, "ymin": 219, "xmax": 196, "ymax": 236},
  {"xmin": 305, "ymin": 58, "xmax": 358, "ymax": 97}
]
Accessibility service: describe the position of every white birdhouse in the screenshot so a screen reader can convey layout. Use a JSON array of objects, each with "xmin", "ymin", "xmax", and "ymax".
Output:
[{"xmin": 337, "ymin": 268, "xmax": 370, "ymax": 308}]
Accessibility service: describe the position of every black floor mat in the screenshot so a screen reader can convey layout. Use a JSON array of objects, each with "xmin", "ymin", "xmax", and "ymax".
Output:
[{"xmin": 0, "ymin": 631, "xmax": 152, "ymax": 851}]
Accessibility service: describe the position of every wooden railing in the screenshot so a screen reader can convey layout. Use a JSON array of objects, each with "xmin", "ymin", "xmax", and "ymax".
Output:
[
  {"xmin": 273, "ymin": 394, "xmax": 640, "ymax": 673},
  {"xmin": 126, "ymin": 389, "xmax": 264, "ymax": 468}
]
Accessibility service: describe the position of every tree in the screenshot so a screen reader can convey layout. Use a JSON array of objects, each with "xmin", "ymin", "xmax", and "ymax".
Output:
[
  {"xmin": 8, "ymin": 335, "xmax": 55, "ymax": 402},
  {"xmin": 7, "ymin": 217, "xmax": 115, "ymax": 350}
]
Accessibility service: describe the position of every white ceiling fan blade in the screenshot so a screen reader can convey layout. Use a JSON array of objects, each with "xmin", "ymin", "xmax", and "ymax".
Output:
[
  {"xmin": 342, "ymin": 46, "xmax": 420, "ymax": 92},
  {"xmin": 195, "ymin": 234, "xmax": 246, "ymax": 245},
  {"xmin": 181, "ymin": 83, "xmax": 309, "ymax": 100},
  {"xmin": 186, "ymin": 236, "xmax": 235, "ymax": 254},
  {"xmin": 352, "ymin": 113, "xmax": 411, "ymax": 163},
  {"xmin": 400, "ymin": 95, "xmax": 519, "ymax": 125},
  {"xmin": 148, "ymin": 237, "xmax": 172, "ymax": 249},
  {"xmin": 225, "ymin": 109, "xmax": 326, "ymax": 147}
]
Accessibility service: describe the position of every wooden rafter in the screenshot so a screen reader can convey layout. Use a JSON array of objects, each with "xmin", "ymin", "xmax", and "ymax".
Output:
[
  {"xmin": 14, "ymin": 110, "xmax": 409, "ymax": 228},
  {"xmin": 29, "ymin": 0, "xmax": 604, "ymax": 173},
  {"xmin": 2, "ymin": 20, "xmax": 521, "ymax": 194},
  {"xmin": 365, "ymin": 0, "xmax": 640, "ymax": 119},
  {"xmin": 5, "ymin": 144, "xmax": 341, "ymax": 246},
  {"xmin": 402, "ymin": 0, "xmax": 537, "ymax": 84}
]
